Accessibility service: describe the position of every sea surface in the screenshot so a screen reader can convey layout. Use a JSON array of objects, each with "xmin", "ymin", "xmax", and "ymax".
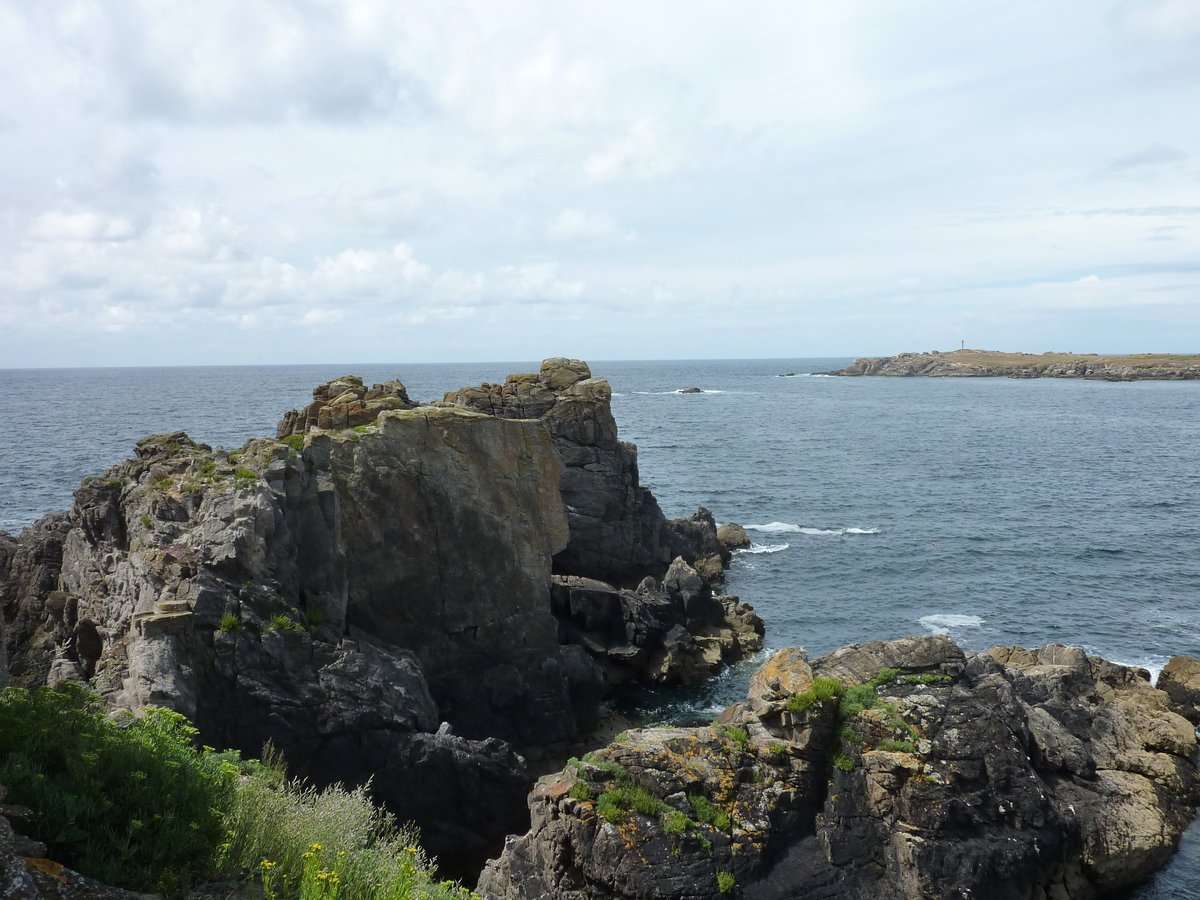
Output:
[{"xmin": 1, "ymin": 358, "xmax": 1198, "ymax": 897}]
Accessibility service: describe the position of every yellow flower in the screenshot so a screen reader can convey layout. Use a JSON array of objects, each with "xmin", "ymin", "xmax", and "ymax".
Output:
[{"xmin": 310, "ymin": 843, "xmax": 324, "ymax": 851}]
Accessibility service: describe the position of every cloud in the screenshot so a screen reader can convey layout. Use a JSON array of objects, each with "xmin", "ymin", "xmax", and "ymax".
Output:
[
  {"xmin": 1109, "ymin": 143, "xmax": 1188, "ymax": 169},
  {"xmin": 547, "ymin": 209, "xmax": 635, "ymax": 245}
]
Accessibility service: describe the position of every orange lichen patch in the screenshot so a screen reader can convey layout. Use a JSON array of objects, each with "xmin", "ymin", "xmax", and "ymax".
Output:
[
  {"xmin": 22, "ymin": 858, "xmax": 68, "ymax": 883},
  {"xmin": 749, "ymin": 648, "xmax": 814, "ymax": 698},
  {"xmin": 547, "ymin": 779, "xmax": 574, "ymax": 799}
]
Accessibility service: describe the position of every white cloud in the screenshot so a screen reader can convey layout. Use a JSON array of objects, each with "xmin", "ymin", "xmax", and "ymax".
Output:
[{"xmin": 548, "ymin": 209, "xmax": 634, "ymax": 245}]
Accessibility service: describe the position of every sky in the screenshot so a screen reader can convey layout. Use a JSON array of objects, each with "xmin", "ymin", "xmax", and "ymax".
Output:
[{"xmin": 1, "ymin": 0, "xmax": 1199, "ymax": 367}]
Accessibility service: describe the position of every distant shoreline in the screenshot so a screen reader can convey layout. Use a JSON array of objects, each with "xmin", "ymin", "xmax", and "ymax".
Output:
[{"xmin": 822, "ymin": 350, "xmax": 1200, "ymax": 380}]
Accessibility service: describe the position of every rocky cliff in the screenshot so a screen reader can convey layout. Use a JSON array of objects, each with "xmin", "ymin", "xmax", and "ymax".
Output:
[
  {"xmin": 478, "ymin": 637, "xmax": 1200, "ymax": 900},
  {"xmin": 1, "ymin": 360, "xmax": 763, "ymax": 881},
  {"xmin": 826, "ymin": 350, "xmax": 1200, "ymax": 380}
]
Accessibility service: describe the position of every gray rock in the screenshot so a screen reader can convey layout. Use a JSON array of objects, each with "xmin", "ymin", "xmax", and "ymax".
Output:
[
  {"xmin": 1157, "ymin": 655, "xmax": 1200, "ymax": 724},
  {"xmin": 479, "ymin": 638, "xmax": 1200, "ymax": 900}
]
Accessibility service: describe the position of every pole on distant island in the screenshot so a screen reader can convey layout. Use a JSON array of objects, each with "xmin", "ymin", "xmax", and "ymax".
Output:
[{"xmin": 961, "ymin": 340, "xmax": 964, "ymax": 350}]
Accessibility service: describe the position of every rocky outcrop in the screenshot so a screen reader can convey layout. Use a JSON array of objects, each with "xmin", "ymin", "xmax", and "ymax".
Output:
[
  {"xmin": 276, "ymin": 375, "xmax": 416, "ymax": 437},
  {"xmin": 479, "ymin": 637, "xmax": 1200, "ymax": 900},
  {"xmin": 0, "ymin": 419, "xmax": 567, "ymax": 878},
  {"xmin": 825, "ymin": 349, "xmax": 1200, "ymax": 380},
  {"xmin": 442, "ymin": 358, "xmax": 679, "ymax": 588},
  {"xmin": 1157, "ymin": 655, "xmax": 1200, "ymax": 724},
  {"xmin": 550, "ymin": 558, "xmax": 763, "ymax": 687},
  {"xmin": 2, "ymin": 363, "xmax": 769, "ymax": 882}
]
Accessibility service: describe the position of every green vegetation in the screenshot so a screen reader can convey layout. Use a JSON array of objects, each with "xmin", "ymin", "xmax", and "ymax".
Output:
[
  {"xmin": 567, "ymin": 782, "xmax": 594, "ymax": 802},
  {"xmin": 689, "ymin": 795, "xmax": 731, "ymax": 831},
  {"xmin": 198, "ymin": 459, "xmax": 217, "ymax": 478},
  {"xmin": 768, "ymin": 742, "xmax": 789, "ymax": 758},
  {"xmin": 904, "ymin": 673, "xmax": 953, "ymax": 685},
  {"xmin": 0, "ymin": 686, "xmax": 474, "ymax": 900},
  {"xmin": 219, "ymin": 613, "xmax": 243, "ymax": 633},
  {"xmin": 876, "ymin": 739, "xmax": 917, "ymax": 754},
  {"xmin": 717, "ymin": 870, "xmax": 736, "ymax": 894},
  {"xmin": 353, "ymin": 425, "xmax": 374, "ymax": 433},
  {"xmin": 0, "ymin": 685, "xmax": 236, "ymax": 894},
  {"xmin": 715, "ymin": 724, "xmax": 749, "ymax": 751},
  {"xmin": 306, "ymin": 607, "xmax": 328, "ymax": 628},
  {"xmin": 785, "ymin": 676, "xmax": 845, "ymax": 712},
  {"xmin": 268, "ymin": 612, "xmax": 305, "ymax": 633},
  {"xmin": 140, "ymin": 514, "xmax": 152, "ymax": 527},
  {"xmin": 613, "ymin": 731, "xmax": 630, "ymax": 743},
  {"xmin": 280, "ymin": 434, "xmax": 306, "ymax": 452},
  {"xmin": 221, "ymin": 750, "xmax": 475, "ymax": 900}
]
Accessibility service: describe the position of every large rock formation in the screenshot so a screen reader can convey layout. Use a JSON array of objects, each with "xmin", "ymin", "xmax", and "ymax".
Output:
[
  {"xmin": 2, "ymin": 363, "xmax": 766, "ymax": 881},
  {"xmin": 478, "ymin": 637, "xmax": 1200, "ymax": 900},
  {"xmin": 0, "ymin": 419, "xmax": 563, "ymax": 879},
  {"xmin": 441, "ymin": 358, "xmax": 676, "ymax": 587}
]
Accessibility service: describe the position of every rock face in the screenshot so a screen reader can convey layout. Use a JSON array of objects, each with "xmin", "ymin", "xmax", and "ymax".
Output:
[
  {"xmin": 550, "ymin": 558, "xmax": 763, "ymax": 687},
  {"xmin": 478, "ymin": 637, "xmax": 1200, "ymax": 900},
  {"xmin": 825, "ymin": 349, "xmax": 1200, "ymax": 380},
  {"xmin": 0, "ymin": 420, "xmax": 563, "ymax": 879},
  {"xmin": 1157, "ymin": 655, "xmax": 1200, "ymax": 724},
  {"xmin": 442, "ymin": 358, "xmax": 680, "ymax": 588}
]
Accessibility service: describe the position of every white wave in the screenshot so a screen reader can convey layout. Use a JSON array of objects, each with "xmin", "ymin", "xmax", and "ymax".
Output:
[
  {"xmin": 736, "ymin": 543, "xmax": 790, "ymax": 555},
  {"xmin": 920, "ymin": 614, "xmax": 984, "ymax": 632},
  {"xmin": 744, "ymin": 522, "xmax": 880, "ymax": 536}
]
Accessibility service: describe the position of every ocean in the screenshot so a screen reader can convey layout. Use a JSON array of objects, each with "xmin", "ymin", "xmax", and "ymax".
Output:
[{"xmin": 1, "ymin": 358, "xmax": 1197, "ymax": 897}]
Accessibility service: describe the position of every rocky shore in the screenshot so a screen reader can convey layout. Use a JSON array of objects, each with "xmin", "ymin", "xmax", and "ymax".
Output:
[
  {"xmin": 824, "ymin": 350, "xmax": 1200, "ymax": 380},
  {"xmin": 480, "ymin": 637, "xmax": 1200, "ymax": 900},
  {"xmin": 2, "ymin": 357, "xmax": 1198, "ymax": 899}
]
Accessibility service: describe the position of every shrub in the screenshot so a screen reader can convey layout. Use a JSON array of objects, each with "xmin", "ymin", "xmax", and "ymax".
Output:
[
  {"xmin": 280, "ymin": 434, "xmax": 305, "ymax": 452},
  {"xmin": 140, "ymin": 514, "xmax": 152, "ymax": 527},
  {"xmin": 768, "ymin": 742, "xmax": 789, "ymax": 757},
  {"xmin": 305, "ymin": 607, "xmax": 328, "ymax": 628},
  {"xmin": 717, "ymin": 870, "xmax": 736, "ymax": 894},
  {"xmin": 0, "ymin": 685, "xmax": 236, "ymax": 894},
  {"xmin": 568, "ymin": 782, "xmax": 594, "ymax": 802},
  {"xmin": 219, "ymin": 613, "xmax": 243, "ymax": 633},
  {"xmin": 218, "ymin": 757, "xmax": 474, "ymax": 900}
]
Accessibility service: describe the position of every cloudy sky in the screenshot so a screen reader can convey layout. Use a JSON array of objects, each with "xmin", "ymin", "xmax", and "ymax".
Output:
[{"xmin": 2, "ymin": 0, "xmax": 1198, "ymax": 367}]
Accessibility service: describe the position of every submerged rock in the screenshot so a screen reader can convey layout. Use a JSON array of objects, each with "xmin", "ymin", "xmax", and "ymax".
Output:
[{"xmin": 479, "ymin": 636, "xmax": 1200, "ymax": 900}]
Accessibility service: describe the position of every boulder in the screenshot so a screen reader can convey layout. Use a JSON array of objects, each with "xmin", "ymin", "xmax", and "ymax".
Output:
[
  {"xmin": 1157, "ymin": 655, "xmax": 1200, "ymax": 724},
  {"xmin": 717, "ymin": 522, "xmax": 751, "ymax": 551}
]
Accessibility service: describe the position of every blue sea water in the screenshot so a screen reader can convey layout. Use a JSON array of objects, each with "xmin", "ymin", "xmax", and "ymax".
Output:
[{"xmin": 0, "ymin": 358, "xmax": 1197, "ymax": 897}]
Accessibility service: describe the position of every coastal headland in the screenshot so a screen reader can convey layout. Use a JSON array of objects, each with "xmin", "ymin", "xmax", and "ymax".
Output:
[{"xmin": 825, "ymin": 349, "xmax": 1200, "ymax": 380}]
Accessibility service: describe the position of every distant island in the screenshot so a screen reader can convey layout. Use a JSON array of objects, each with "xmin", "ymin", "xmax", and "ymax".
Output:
[{"xmin": 823, "ymin": 349, "xmax": 1200, "ymax": 380}]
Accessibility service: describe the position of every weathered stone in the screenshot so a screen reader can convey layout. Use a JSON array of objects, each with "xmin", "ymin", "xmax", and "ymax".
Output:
[
  {"xmin": 479, "ymin": 639, "xmax": 1200, "ymax": 900},
  {"xmin": 1157, "ymin": 655, "xmax": 1200, "ymax": 724},
  {"xmin": 716, "ymin": 522, "xmax": 751, "ymax": 550}
]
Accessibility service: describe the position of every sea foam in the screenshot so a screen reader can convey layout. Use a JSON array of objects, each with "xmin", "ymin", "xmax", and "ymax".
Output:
[{"xmin": 919, "ymin": 614, "xmax": 984, "ymax": 632}]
